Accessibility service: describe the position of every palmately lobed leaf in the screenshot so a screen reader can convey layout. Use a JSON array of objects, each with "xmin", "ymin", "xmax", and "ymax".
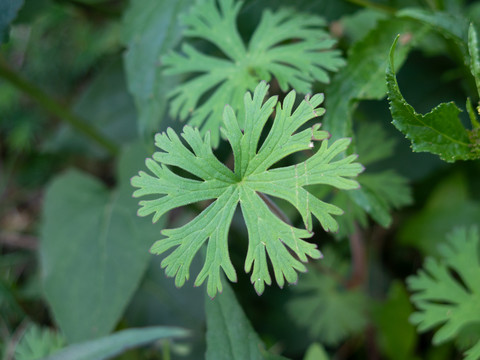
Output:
[
  {"xmin": 162, "ymin": 0, "xmax": 345, "ymax": 147},
  {"xmin": 407, "ymin": 226, "xmax": 480, "ymax": 359},
  {"xmin": 132, "ymin": 81, "xmax": 363, "ymax": 298}
]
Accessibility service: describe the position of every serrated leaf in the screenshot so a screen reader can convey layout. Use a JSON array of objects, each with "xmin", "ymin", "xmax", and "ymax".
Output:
[
  {"xmin": 286, "ymin": 250, "xmax": 368, "ymax": 345},
  {"xmin": 132, "ymin": 81, "xmax": 363, "ymax": 297},
  {"xmin": 40, "ymin": 144, "xmax": 160, "ymax": 342},
  {"xmin": 122, "ymin": 0, "xmax": 191, "ymax": 136},
  {"xmin": 469, "ymin": 24, "xmax": 480, "ymax": 100},
  {"xmin": 43, "ymin": 326, "xmax": 189, "ymax": 360},
  {"xmin": 407, "ymin": 226, "xmax": 480, "ymax": 359},
  {"xmin": 323, "ymin": 17, "xmax": 423, "ymax": 141},
  {"xmin": 164, "ymin": 0, "xmax": 344, "ymax": 147},
  {"xmin": 386, "ymin": 36, "xmax": 478, "ymax": 162}
]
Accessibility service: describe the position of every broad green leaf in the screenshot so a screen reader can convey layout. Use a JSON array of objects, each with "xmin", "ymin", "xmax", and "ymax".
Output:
[
  {"xmin": 43, "ymin": 326, "xmax": 189, "ymax": 360},
  {"xmin": 386, "ymin": 36, "xmax": 479, "ymax": 162},
  {"xmin": 407, "ymin": 226, "xmax": 480, "ymax": 360},
  {"xmin": 40, "ymin": 144, "xmax": 160, "ymax": 342},
  {"xmin": 0, "ymin": 0, "xmax": 24, "ymax": 43},
  {"xmin": 122, "ymin": 0, "xmax": 191, "ymax": 136},
  {"xmin": 303, "ymin": 343, "xmax": 329, "ymax": 360},
  {"xmin": 286, "ymin": 249, "xmax": 368, "ymax": 345},
  {"xmin": 206, "ymin": 280, "xmax": 264, "ymax": 360},
  {"xmin": 323, "ymin": 17, "xmax": 423, "ymax": 141},
  {"xmin": 132, "ymin": 82, "xmax": 363, "ymax": 297},
  {"xmin": 372, "ymin": 282, "xmax": 419, "ymax": 360},
  {"xmin": 14, "ymin": 324, "xmax": 65, "ymax": 360},
  {"xmin": 164, "ymin": 0, "xmax": 344, "ymax": 147}
]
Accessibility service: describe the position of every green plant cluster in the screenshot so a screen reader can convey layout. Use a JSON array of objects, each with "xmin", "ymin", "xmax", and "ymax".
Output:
[{"xmin": 1, "ymin": 0, "xmax": 480, "ymax": 359}]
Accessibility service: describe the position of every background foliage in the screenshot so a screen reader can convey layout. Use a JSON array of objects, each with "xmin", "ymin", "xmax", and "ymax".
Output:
[{"xmin": 1, "ymin": 0, "xmax": 480, "ymax": 359}]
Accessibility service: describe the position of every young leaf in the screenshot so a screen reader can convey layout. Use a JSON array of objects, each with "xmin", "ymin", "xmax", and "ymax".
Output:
[
  {"xmin": 132, "ymin": 82, "xmax": 363, "ymax": 298},
  {"xmin": 407, "ymin": 226, "xmax": 480, "ymax": 360},
  {"xmin": 163, "ymin": 0, "xmax": 345, "ymax": 147},
  {"xmin": 386, "ymin": 36, "xmax": 479, "ymax": 162}
]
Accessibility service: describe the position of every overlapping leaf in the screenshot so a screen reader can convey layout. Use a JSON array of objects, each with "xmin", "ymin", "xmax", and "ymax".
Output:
[
  {"xmin": 132, "ymin": 82, "xmax": 363, "ymax": 298},
  {"xmin": 163, "ymin": 0, "xmax": 345, "ymax": 147},
  {"xmin": 407, "ymin": 227, "xmax": 480, "ymax": 360},
  {"xmin": 331, "ymin": 122, "xmax": 412, "ymax": 238}
]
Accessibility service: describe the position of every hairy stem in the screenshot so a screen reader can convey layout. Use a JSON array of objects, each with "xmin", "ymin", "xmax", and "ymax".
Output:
[{"xmin": 0, "ymin": 59, "xmax": 119, "ymax": 156}]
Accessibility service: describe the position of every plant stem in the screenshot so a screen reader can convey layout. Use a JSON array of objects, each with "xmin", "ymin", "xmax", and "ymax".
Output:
[
  {"xmin": 346, "ymin": 223, "xmax": 367, "ymax": 288},
  {"xmin": 344, "ymin": 0, "xmax": 396, "ymax": 15},
  {"xmin": 0, "ymin": 59, "xmax": 119, "ymax": 156}
]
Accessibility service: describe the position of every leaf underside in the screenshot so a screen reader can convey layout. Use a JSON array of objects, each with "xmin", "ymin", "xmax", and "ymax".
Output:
[
  {"xmin": 132, "ymin": 81, "xmax": 363, "ymax": 298},
  {"xmin": 163, "ymin": 0, "xmax": 345, "ymax": 147}
]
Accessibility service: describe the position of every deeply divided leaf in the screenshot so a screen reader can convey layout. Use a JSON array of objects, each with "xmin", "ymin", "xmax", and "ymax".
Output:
[
  {"xmin": 163, "ymin": 0, "xmax": 345, "ymax": 147},
  {"xmin": 407, "ymin": 226, "xmax": 480, "ymax": 360},
  {"xmin": 132, "ymin": 82, "xmax": 363, "ymax": 298}
]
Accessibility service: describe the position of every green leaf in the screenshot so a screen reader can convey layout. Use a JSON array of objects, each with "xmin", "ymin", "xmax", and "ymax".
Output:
[
  {"xmin": 372, "ymin": 282, "xmax": 418, "ymax": 360},
  {"xmin": 286, "ymin": 249, "xmax": 368, "ymax": 345},
  {"xmin": 164, "ymin": 0, "xmax": 345, "ymax": 147},
  {"xmin": 14, "ymin": 324, "xmax": 65, "ymax": 360},
  {"xmin": 386, "ymin": 36, "xmax": 478, "ymax": 162},
  {"xmin": 40, "ymin": 143, "xmax": 160, "ymax": 342},
  {"xmin": 468, "ymin": 23, "xmax": 480, "ymax": 101},
  {"xmin": 407, "ymin": 226, "xmax": 480, "ymax": 359},
  {"xmin": 331, "ymin": 122, "xmax": 412, "ymax": 235},
  {"xmin": 43, "ymin": 326, "xmax": 189, "ymax": 360},
  {"xmin": 206, "ymin": 280, "xmax": 264, "ymax": 360},
  {"xmin": 122, "ymin": 0, "xmax": 191, "ymax": 136},
  {"xmin": 0, "ymin": 0, "xmax": 24, "ymax": 43},
  {"xmin": 303, "ymin": 343, "xmax": 329, "ymax": 360},
  {"xmin": 132, "ymin": 81, "xmax": 363, "ymax": 298},
  {"xmin": 323, "ymin": 17, "xmax": 423, "ymax": 140}
]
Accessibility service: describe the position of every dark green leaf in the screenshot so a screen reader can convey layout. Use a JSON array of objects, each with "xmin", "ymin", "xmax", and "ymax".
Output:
[
  {"xmin": 40, "ymin": 144, "xmax": 160, "ymax": 342},
  {"xmin": 43, "ymin": 326, "xmax": 189, "ymax": 360},
  {"xmin": 386, "ymin": 36, "xmax": 478, "ymax": 162},
  {"xmin": 323, "ymin": 18, "xmax": 423, "ymax": 140},
  {"xmin": 372, "ymin": 282, "xmax": 418, "ymax": 360},
  {"xmin": 122, "ymin": 0, "xmax": 191, "ymax": 136}
]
